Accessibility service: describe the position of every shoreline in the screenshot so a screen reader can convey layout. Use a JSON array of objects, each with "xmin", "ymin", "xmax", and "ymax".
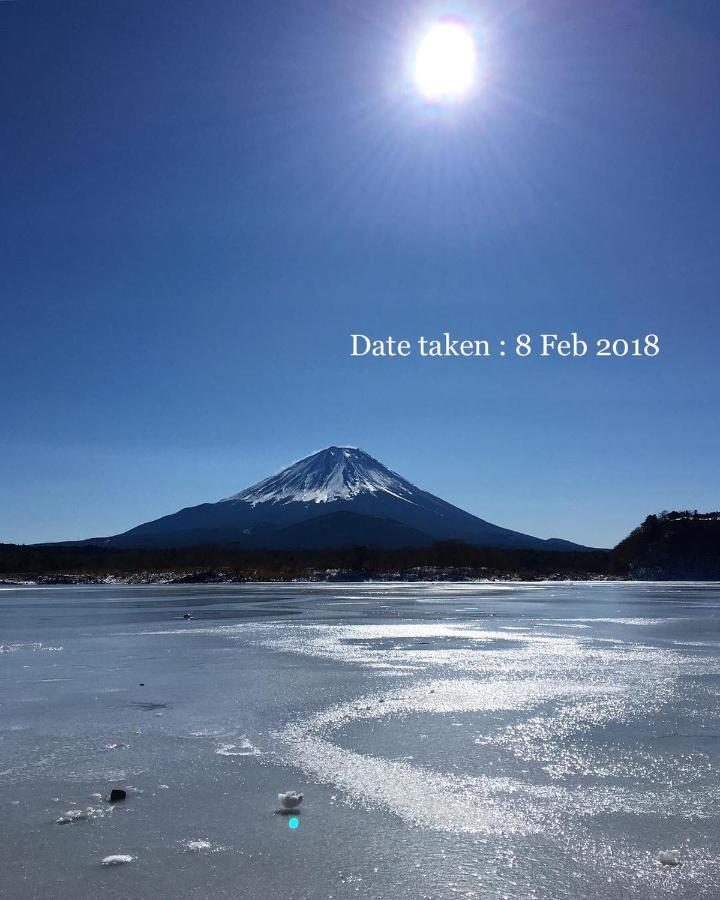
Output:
[{"xmin": 0, "ymin": 571, "xmax": 672, "ymax": 586}]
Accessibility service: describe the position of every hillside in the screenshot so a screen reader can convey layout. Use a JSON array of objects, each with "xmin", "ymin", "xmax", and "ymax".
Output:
[{"xmin": 612, "ymin": 511, "xmax": 720, "ymax": 580}]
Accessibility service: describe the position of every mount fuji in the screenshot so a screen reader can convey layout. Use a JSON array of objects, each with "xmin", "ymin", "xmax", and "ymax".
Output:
[{"xmin": 83, "ymin": 446, "xmax": 589, "ymax": 551}]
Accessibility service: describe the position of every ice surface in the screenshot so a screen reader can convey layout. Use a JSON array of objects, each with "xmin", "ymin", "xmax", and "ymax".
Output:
[{"xmin": 1, "ymin": 581, "xmax": 720, "ymax": 899}]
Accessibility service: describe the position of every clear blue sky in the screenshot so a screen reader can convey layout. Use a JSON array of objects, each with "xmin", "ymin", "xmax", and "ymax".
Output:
[{"xmin": 1, "ymin": 0, "xmax": 718, "ymax": 548}]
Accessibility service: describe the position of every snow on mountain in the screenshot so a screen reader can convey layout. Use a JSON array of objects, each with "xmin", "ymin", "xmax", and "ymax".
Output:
[
  {"xmin": 223, "ymin": 446, "xmax": 418, "ymax": 506},
  {"xmin": 77, "ymin": 445, "xmax": 592, "ymax": 551}
]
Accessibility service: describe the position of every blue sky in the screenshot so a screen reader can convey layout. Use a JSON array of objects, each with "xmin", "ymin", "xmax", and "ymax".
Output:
[{"xmin": 1, "ymin": 0, "xmax": 718, "ymax": 548}]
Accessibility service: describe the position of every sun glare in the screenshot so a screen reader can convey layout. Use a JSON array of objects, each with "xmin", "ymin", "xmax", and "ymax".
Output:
[{"xmin": 413, "ymin": 19, "xmax": 476, "ymax": 102}]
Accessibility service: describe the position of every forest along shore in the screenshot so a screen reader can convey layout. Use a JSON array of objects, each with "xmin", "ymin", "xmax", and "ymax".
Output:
[{"xmin": 2, "ymin": 512, "xmax": 720, "ymax": 583}]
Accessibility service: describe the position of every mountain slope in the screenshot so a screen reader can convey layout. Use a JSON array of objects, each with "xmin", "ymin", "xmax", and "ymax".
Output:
[
  {"xmin": 612, "ymin": 511, "xmax": 720, "ymax": 579},
  {"xmin": 264, "ymin": 511, "xmax": 435, "ymax": 550},
  {"xmin": 80, "ymin": 446, "xmax": 591, "ymax": 551}
]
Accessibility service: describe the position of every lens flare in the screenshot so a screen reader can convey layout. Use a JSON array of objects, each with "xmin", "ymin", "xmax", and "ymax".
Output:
[{"xmin": 414, "ymin": 19, "xmax": 476, "ymax": 101}]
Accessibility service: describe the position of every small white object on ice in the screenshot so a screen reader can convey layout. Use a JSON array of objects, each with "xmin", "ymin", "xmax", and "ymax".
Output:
[
  {"xmin": 278, "ymin": 791, "xmax": 303, "ymax": 810},
  {"xmin": 101, "ymin": 854, "xmax": 134, "ymax": 866},
  {"xmin": 658, "ymin": 849, "xmax": 681, "ymax": 867},
  {"xmin": 182, "ymin": 839, "xmax": 214, "ymax": 852},
  {"xmin": 56, "ymin": 809, "xmax": 86, "ymax": 824}
]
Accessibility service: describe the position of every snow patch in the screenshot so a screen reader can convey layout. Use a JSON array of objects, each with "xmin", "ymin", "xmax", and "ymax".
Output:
[
  {"xmin": 180, "ymin": 839, "xmax": 225, "ymax": 853},
  {"xmin": 222, "ymin": 447, "xmax": 419, "ymax": 506},
  {"xmin": 215, "ymin": 738, "xmax": 259, "ymax": 757},
  {"xmin": 101, "ymin": 854, "xmax": 134, "ymax": 866}
]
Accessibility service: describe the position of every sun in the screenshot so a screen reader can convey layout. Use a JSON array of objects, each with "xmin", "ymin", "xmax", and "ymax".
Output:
[{"xmin": 413, "ymin": 19, "xmax": 477, "ymax": 102}]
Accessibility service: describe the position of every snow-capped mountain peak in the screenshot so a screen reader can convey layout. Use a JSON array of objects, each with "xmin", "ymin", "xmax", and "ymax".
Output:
[
  {"xmin": 88, "ymin": 444, "xmax": 590, "ymax": 551},
  {"xmin": 222, "ymin": 446, "xmax": 417, "ymax": 506}
]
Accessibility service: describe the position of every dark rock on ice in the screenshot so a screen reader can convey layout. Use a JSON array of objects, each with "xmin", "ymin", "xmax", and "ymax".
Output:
[{"xmin": 277, "ymin": 791, "xmax": 303, "ymax": 810}]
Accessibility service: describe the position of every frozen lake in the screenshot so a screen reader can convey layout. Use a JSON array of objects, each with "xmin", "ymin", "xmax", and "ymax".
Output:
[{"xmin": 1, "ymin": 582, "xmax": 719, "ymax": 898}]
